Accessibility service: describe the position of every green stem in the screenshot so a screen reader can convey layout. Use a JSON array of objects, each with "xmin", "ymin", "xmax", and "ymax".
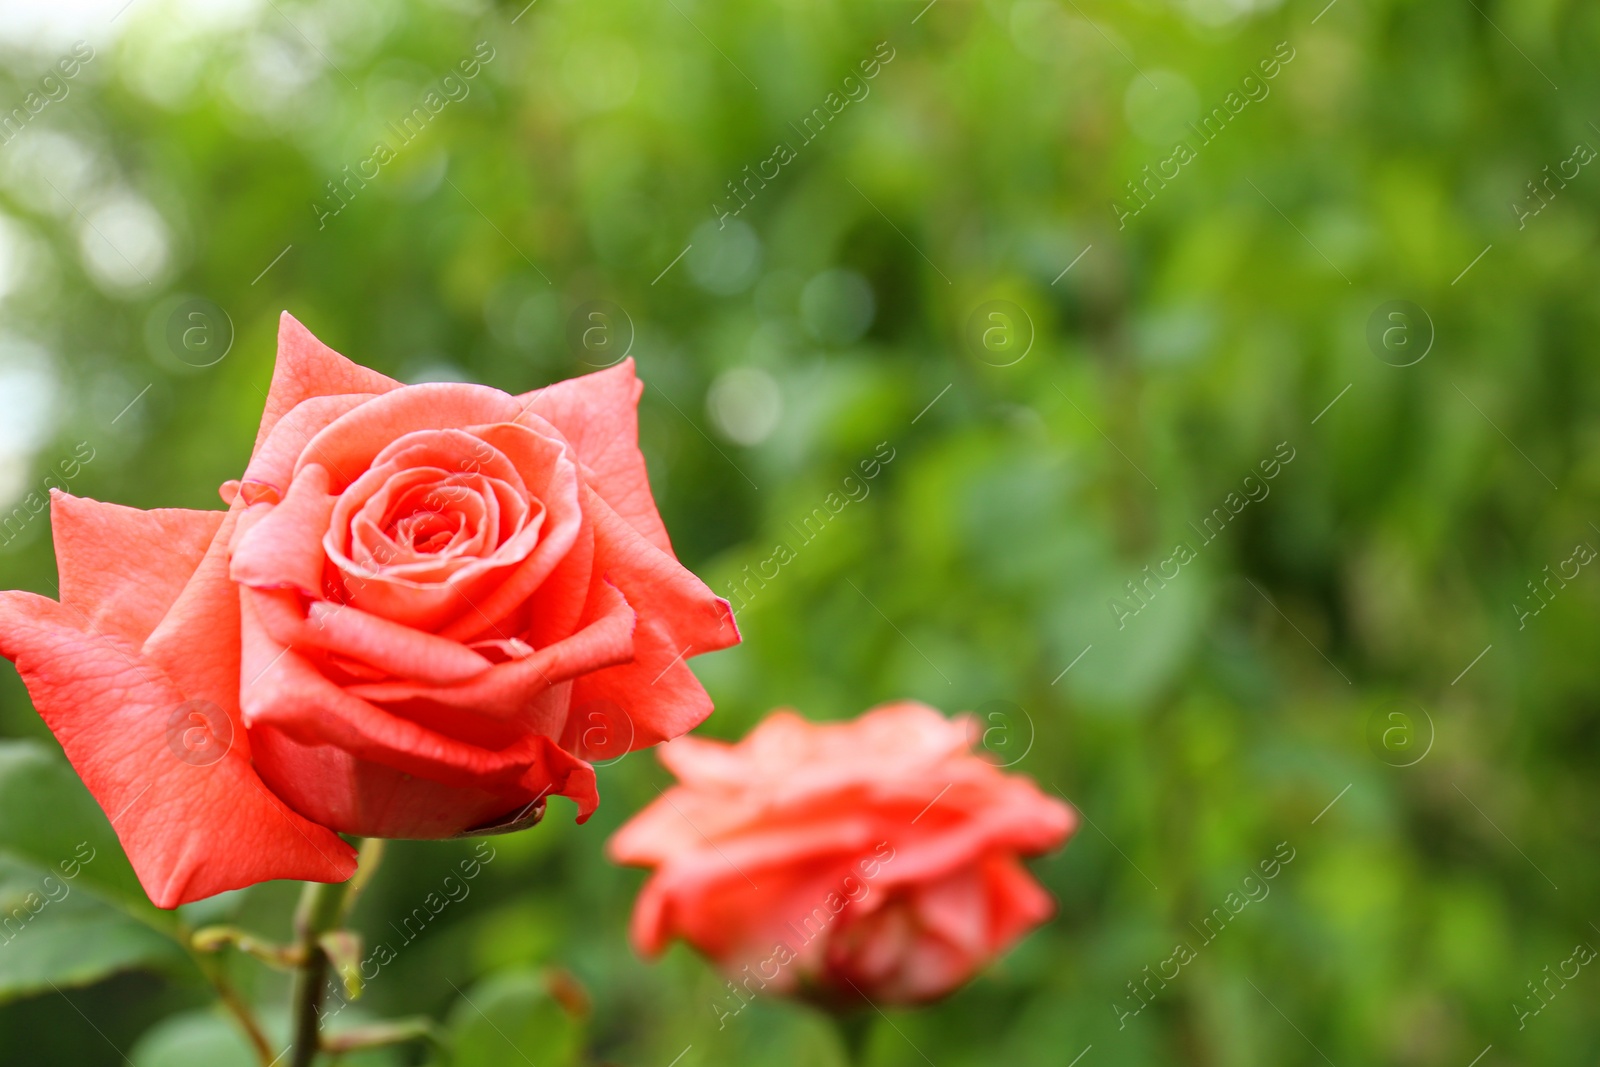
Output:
[
  {"xmin": 837, "ymin": 1010, "xmax": 872, "ymax": 1067},
  {"xmin": 191, "ymin": 925, "xmax": 303, "ymax": 969},
  {"xmin": 189, "ymin": 948, "xmax": 277, "ymax": 1066},
  {"xmin": 287, "ymin": 869, "xmax": 356, "ymax": 1067},
  {"xmin": 319, "ymin": 1016, "xmax": 447, "ymax": 1055}
]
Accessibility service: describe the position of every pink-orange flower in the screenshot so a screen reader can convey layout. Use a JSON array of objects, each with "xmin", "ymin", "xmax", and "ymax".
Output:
[
  {"xmin": 609, "ymin": 702, "xmax": 1075, "ymax": 1005},
  {"xmin": 0, "ymin": 313, "xmax": 738, "ymax": 907}
]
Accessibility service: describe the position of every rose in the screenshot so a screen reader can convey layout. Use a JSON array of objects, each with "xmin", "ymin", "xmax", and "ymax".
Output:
[
  {"xmin": 608, "ymin": 701, "xmax": 1075, "ymax": 1005},
  {"xmin": 0, "ymin": 313, "xmax": 738, "ymax": 907}
]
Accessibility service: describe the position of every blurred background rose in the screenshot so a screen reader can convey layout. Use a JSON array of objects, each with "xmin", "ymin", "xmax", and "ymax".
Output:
[
  {"xmin": 0, "ymin": 0, "xmax": 1595, "ymax": 1064},
  {"xmin": 609, "ymin": 703, "xmax": 1075, "ymax": 1009}
]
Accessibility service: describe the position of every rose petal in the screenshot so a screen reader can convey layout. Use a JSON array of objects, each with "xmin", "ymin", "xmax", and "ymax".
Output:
[
  {"xmin": 559, "ymin": 486, "xmax": 738, "ymax": 754},
  {"xmin": 243, "ymin": 393, "xmax": 379, "ymax": 498},
  {"xmin": 238, "ymin": 594, "xmax": 604, "ymax": 831},
  {"xmin": 0, "ymin": 592, "xmax": 355, "ymax": 908},
  {"xmin": 230, "ymin": 464, "xmax": 338, "ymax": 597},
  {"xmin": 977, "ymin": 850, "xmax": 1057, "ymax": 951},
  {"xmin": 631, "ymin": 861, "xmax": 855, "ymax": 977},
  {"xmin": 344, "ymin": 573, "xmax": 636, "ymax": 718},
  {"xmin": 248, "ymin": 717, "xmax": 596, "ymax": 839},
  {"xmin": 296, "ymin": 383, "xmax": 525, "ymax": 492},
  {"xmin": 910, "ymin": 866, "xmax": 989, "ymax": 959},
  {"xmin": 50, "ymin": 491, "xmax": 224, "ymax": 646},
  {"xmin": 435, "ymin": 422, "xmax": 582, "ymax": 643},
  {"xmin": 142, "ymin": 506, "xmax": 252, "ymax": 728},
  {"xmin": 243, "ymin": 588, "xmax": 496, "ymax": 686},
  {"xmin": 253, "ymin": 313, "xmax": 401, "ymax": 456},
  {"xmin": 517, "ymin": 359, "xmax": 674, "ymax": 554}
]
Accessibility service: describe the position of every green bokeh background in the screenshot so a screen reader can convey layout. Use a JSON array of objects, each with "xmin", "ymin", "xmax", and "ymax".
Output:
[{"xmin": 0, "ymin": 0, "xmax": 1596, "ymax": 1063}]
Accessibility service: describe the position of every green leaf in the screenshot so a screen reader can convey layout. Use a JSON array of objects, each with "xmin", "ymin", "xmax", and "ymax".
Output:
[
  {"xmin": 130, "ymin": 1009, "xmax": 264, "ymax": 1067},
  {"xmin": 131, "ymin": 1008, "xmax": 408, "ymax": 1067},
  {"xmin": 0, "ymin": 856, "xmax": 183, "ymax": 1003},
  {"xmin": 715, "ymin": 1001, "xmax": 849, "ymax": 1067},
  {"xmin": 442, "ymin": 968, "xmax": 585, "ymax": 1067},
  {"xmin": 0, "ymin": 740, "xmax": 157, "ymax": 918}
]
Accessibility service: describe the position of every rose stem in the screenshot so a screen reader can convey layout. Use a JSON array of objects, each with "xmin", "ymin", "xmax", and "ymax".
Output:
[
  {"xmin": 837, "ymin": 1010, "xmax": 873, "ymax": 1066},
  {"xmin": 287, "ymin": 839, "xmax": 372, "ymax": 1067}
]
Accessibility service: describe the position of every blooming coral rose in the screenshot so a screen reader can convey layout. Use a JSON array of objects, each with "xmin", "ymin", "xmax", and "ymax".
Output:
[
  {"xmin": 0, "ymin": 313, "xmax": 737, "ymax": 907},
  {"xmin": 608, "ymin": 702, "xmax": 1075, "ymax": 1005}
]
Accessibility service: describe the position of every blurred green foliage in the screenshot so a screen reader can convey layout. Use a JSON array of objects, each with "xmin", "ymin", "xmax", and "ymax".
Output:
[{"xmin": 0, "ymin": 0, "xmax": 1597, "ymax": 1063}]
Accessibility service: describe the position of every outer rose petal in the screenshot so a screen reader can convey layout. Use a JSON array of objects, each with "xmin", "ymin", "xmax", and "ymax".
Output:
[
  {"xmin": 51, "ymin": 491, "xmax": 224, "ymax": 645},
  {"xmin": 558, "ymin": 487, "xmax": 738, "ymax": 755},
  {"xmin": 829, "ymin": 854, "xmax": 1056, "ymax": 1004},
  {"xmin": 628, "ymin": 859, "xmax": 858, "ymax": 983},
  {"xmin": 253, "ymin": 313, "xmax": 400, "ymax": 455},
  {"xmin": 237, "ymin": 582, "xmax": 621, "ymax": 836},
  {"xmin": 655, "ymin": 705, "xmax": 974, "ymax": 801},
  {"xmin": 518, "ymin": 359, "xmax": 673, "ymax": 554},
  {"xmin": 247, "ymin": 589, "xmax": 497, "ymax": 686},
  {"xmin": 977, "ymin": 851, "xmax": 1058, "ymax": 951},
  {"xmin": 0, "ymin": 493, "xmax": 355, "ymax": 906},
  {"xmin": 248, "ymin": 719, "xmax": 597, "ymax": 839},
  {"xmin": 0, "ymin": 516, "xmax": 357, "ymax": 908}
]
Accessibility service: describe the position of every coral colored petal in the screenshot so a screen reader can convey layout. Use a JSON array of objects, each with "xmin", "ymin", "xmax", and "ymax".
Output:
[
  {"xmin": 248, "ymin": 719, "xmax": 597, "ymax": 838},
  {"xmin": 50, "ymin": 491, "xmax": 224, "ymax": 646},
  {"xmin": 435, "ymin": 422, "xmax": 582, "ymax": 643},
  {"xmin": 559, "ymin": 487, "xmax": 738, "ymax": 753},
  {"xmin": 912, "ymin": 867, "xmax": 990, "ymax": 958},
  {"xmin": 876, "ymin": 925, "xmax": 972, "ymax": 1002},
  {"xmin": 628, "ymin": 874, "xmax": 674, "ymax": 956},
  {"xmin": 253, "ymin": 313, "xmax": 400, "ymax": 456},
  {"xmin": 239, "ymin": 607, "xmax": 512, "ymax": 786},
  {"xmin": 238, "ymin": 595, "xmax": 603, "ymax": 824},
  {"xmin": 305, "ymin": 599, "xmax": 497, "ymax": 682},
  {"xmin": 296, "ymin": 383, "xmax": 523, "ymax": 492},
  {"xmin": 0, "ymin": 592, "xmax": 356, "ymax": 908},
  {"xmin": 518, "ymin": 359, "xmax": 674, "ymax": 555},
  {"xmin": 142, "ymin": 507, "xmax": 252, "ymax": 726},
  {"xmin": 230, "ymin": 464, "xmax": 338, "ymax": 597},
  {"xmin": 604, "ymin": 794, "xmax": 701, "ymax": 868},
  {"xmin": 654, "ymin": 721, "xmax": 795, "ymax": 786},
  {"xmin": 516, "ymin": 489, "xmax": 596, "ymax": 653},
  {"xmin": 343, "ymin": 574, "xmax": 636, "ymax": 717},
  {"xmin": 869, "ymin": 795, "xmax": 1069, "ymax": 890},
  {"xmin": 243, "ymin": 589, "xmax": 496, "ymax": 686},
  {"xmin": 244, "ymin": 394, "xmax": 377, "ymax": 493},
  {"xmin": 979, "ymin": 851, "xmax": 1057, "ymax": 950}
]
